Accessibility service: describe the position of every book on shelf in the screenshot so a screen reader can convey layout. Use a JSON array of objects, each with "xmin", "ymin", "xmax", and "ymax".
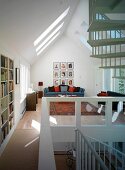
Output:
[
  {"xmin": 1, "ymin": 55, "xmax": 8, "ymax": 68},
  {"xmin": 9, "ymin": 60, "xmax": 13, "ymax": 69},
  {"xmin": 1, "ymin": 125, "xmax": 8, "ymax": 140},
  {"xmin": 1, "ymin": 111, "xmax": 8, "ymax": 125},
  {"xmin": 1, "ymin": 104, "xmax": 8, "ymax": 112},
  {"xmin": 9, "ymin": 92, "xmax": 13, "ymax": 103},
  {"xmin": 9, "ymin": 82, "xmax": 13, "ymax": 91},
  {"xmin": 1, "ymin": 82, "xmax": 8, "ymax": 97},
  {"xmin": 9, "ymin": 103, "xmax": 14, "ymax": 114},
  {"xmin": 9, "ymin": 117, "xmax": 14, "ymax": 130},
  {"xmin": 9, "ymin": 70, "xmax": 13, "ymax": 80},
  {"xmin": 1, "ymin": 69, "xmax": 8, "ymax": 81}
]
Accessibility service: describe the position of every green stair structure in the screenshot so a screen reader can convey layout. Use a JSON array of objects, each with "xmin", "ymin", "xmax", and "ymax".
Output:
[{"xmin": 88, "ymin": 0, "xmax": 125, "ymax": 79}]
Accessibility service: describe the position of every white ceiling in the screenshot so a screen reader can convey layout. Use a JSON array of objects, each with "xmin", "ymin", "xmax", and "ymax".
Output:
[
  {"xmin": 0, "ymin": 0, "xmax": 125, "ymax": 65},
  {"xmin": 0, "ymin": 0, "xmax": 79, "ymax": 64}
]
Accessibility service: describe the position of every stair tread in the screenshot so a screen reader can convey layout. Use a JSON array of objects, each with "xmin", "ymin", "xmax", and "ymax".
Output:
[
  {"xmin": 88, "ymin": 20, "xmax": 125, "ymax": 31},
  {"xmin": 88, "ymin": 38, "xmax": 125, "ymax": 46},
  {"xmin": 90, "ymin": 52, "xmax": 125, "ymax": 58},
  {"xmin": 99, "ymin": 65, "xmax": 125, "ymax": 69}
]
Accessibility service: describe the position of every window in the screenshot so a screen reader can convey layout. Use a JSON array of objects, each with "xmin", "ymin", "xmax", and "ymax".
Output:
[
  {"xmin": 103, "ymin": 69, "xmax": 125, "ymax": 94},
  {"xmin": 103, "ymin": 69, "xmax": 113, "ymax": 91},
  {"xmin": 114, "ymin": 69, "xmax": 125, "ymax": 94},
  {"xmin": 34, "ymin": 7, "xmax": 70, "ymax": 55},
  {"xmin": 20, "ymin": 64, "xmax": 28, "ymax": 101}
]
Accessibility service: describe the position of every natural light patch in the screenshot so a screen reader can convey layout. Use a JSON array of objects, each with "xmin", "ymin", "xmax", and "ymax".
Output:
[
  {"xmin": 37, "ymin": 32, "xmax": 60, "ymax": 56},
  {"xmin": 34, "ymin": 6, "xmax": 70, "ymax": 46},
  {"xmin": 49, "ymin": 116, "xmax": 57, "ymax": 125},
  {"xmin": 36, "ymin": 22, "xmax": 64, "ymax": 52},
  {"xmin": 80, "ymin": 36, "xmax": 92, "ymax": 51},
  {"xmin": 31, "ymin": 120, "xmax": 40, "ymax": 132},
  {"xmin": 24, "ymin": 136, "xmax": 39, "ymax": 148}
]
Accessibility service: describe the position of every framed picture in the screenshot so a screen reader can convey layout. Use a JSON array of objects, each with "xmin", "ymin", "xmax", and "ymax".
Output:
[
  {"xmin": 53, "ymin": 62, "xmax": 60, "ymax": 69},
  {"xmin": 68, "ymin": 79, "xmax": 74, "ymax": 86},
  {"xmin": 61, "ymin": 70, "xmax": 67, "ymax": 78},
  {"xmin": 53, "ymin": 79, "xmax": 60, "ymax": 86},
  {"xmin": 53, "ymin": 70, "xmax": 60, "ymax": 78},
  {"xmin": 68, "ymin": 70, "xmax": 74, "ymax": 78},
  {"xmin": 61, "ymin": 62, "xmax": 67, "ymax": 69},
  {"xmin": 67, "ymin": 62, "xmax": 74, "ymax": 69},
  {"xmin": 15, "ymin": 68, "xmax": 20, "ymax": 84},
  {"xmin": 61, "ymin": 79, "xmax": 67, "ymax": 85}
]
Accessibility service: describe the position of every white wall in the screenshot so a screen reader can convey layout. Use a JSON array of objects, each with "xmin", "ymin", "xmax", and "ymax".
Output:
[
  {"xmin": 31, "ymin": 0, "xmax": 101, "ymax": 96},
  {"xmin": 31, "ymin": 35, "xmax": 99, "ymax": 96}
]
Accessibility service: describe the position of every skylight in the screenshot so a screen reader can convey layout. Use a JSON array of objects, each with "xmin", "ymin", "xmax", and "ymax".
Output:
[
  {"xmin": 36, "ymin": 32, "xmax": 60, "ymax": 56},
  {"xmin": 34, "ymin": 6, "xmax": 70, "ymax": 46},
  {"xmin": 36, "ymin": 22, "xmax": 64, "ymax": 52}
]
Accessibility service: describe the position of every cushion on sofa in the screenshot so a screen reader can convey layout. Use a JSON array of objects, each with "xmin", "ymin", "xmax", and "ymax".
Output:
[
  {"xmin": 48, "ymin": 86, "xmax": 55, "ymax": 92},
  {"xmin": 107, "ymin": 91, "xmax": 125, "ymax": 97},
  {"xmin": 74, "ymin": 87, "xmax": 80, "ymax": 92},
  {"xmin": 68, "ymin": 86, "xmax": 75, "ymax": 92},
  {"xmin": 60, "ymin": 85, "xmax": 68, "ymax": 92},
  {"xmin": 97, "ymin": 91, "xmax": 108, "ymax": 96},
  {"xmin": 54, "ymin": 86, "xmax": 60, "ymax": 92}
]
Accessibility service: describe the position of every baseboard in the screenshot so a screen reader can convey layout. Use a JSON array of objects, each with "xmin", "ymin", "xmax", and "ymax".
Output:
[{"xmin": 20, "ymin": 107, "xmax": 26, "ymax": 119}]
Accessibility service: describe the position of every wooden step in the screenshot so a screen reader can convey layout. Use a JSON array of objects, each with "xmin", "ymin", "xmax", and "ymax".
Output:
[
  {"xmin": 88, "ymin": 20, "xmax": 125, "ymax": 31},
  {"xmin": 88, "ymin": 38, "xmax": 125, "ymax": 47},
  {"xmin": 90, "ymin": 52, "xmax": 125, "ymax": 58}
]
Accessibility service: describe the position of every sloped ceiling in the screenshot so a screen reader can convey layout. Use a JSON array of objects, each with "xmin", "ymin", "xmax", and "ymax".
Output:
[{"xmin": 0, "ymin": 0, "xmax": 79, "ymax": 64}]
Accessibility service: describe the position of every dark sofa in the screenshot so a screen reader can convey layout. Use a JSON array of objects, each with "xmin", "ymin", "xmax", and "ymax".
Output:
[
  {"xmin": 98, "ymin": 91, "xmax": 125, "ymax": 110},
  {"xmin": 44, "ymin": 85, "xmax": 85, "ymax": 97}
]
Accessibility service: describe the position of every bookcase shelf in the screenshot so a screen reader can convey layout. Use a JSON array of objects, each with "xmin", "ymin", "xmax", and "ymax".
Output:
[{"xmin": 0, "ymin": 54, "xmax": 14, "ymax": 145}]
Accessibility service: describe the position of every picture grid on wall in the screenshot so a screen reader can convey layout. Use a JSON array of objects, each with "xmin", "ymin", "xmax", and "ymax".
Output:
[{"xmin": 53, "ymin": 62, "xmax": 74, "ymax": 86}]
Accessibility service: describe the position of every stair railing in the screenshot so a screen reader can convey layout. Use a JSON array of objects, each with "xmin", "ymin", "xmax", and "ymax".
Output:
[{"xmin": 75, "ymin": 128, "xmax": 125, "ymax": 170}]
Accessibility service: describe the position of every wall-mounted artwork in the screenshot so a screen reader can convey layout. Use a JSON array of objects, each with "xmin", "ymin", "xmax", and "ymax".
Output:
[
  {"xmin": 53, "ymin": 79, "xmax": 60, "ymax": 86},
  {"xmin": 53, "ymin": 62, "xmax": 60, "ymax": 69},
  {"xmin": 61, "ymin": 70, "xmax": 67, "ymax": 78},
  {"xmin": 53, "ymin": 62, "xmax": 74, "ymax": 86},
  {"xmin": 67, "ymin": 62, "xmax": 74, "ymax": 69},
  {"xmin": 68, "ymin": 79, "xmax": 74, "ymax": 86},
  {"xmin": 53, "ymin": 70, "xmax": 60, "ymax": 78},
  {"xmin": 61, "ymin": 79, "xmax": 67, "ymax": 85},
  {"xmin": 68, "ymin": 70, "xmax": 74, "ymax": 78},
  {"xmin": 61, "ymin": 62, "xmax": 67, "ymax": 69}
]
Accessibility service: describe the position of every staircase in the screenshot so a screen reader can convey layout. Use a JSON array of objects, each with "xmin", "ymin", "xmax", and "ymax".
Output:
[
  {"xmin": 75, "ymin": 129, "xmax": 125, "ymax": 170},
  {"xmin": 88, "ymin": 0, "xmax": 125, "ymax": 79}
]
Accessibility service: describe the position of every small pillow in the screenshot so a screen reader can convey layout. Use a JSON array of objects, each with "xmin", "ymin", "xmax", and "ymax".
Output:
[
  {"xmin": 97, "ymin": 92, "xmax": 108, "ymax": 96},
  {"xmin": 68, "ymin": 86, "xmax": 75, "ymax": 92},
  {"xmin": 60, "ymin": 85, "xmax": 68, "ymax": 92},
  {"xmin": 48, "ymin": 86, "xmax": 55, "ymax": 92},
  {"xmin": 74, "ymin": 87, "xmax": 80, "ymax": 92},
  {"xmin": 54, "ymin": 86, "xmax": 60, "ymax": 92}
]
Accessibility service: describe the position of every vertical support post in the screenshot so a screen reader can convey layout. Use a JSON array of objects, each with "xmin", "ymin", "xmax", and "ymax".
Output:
[
  {"xmin": 38, "ymin": 97, "xmax": 56, "ymax": 170},
  {"xmin": 105, "ymin": 99, "xmax": 112, "ymax": 126},
  {"xmin": 75, "ymin": 100, "xmax": 81, "ymax": 130}
]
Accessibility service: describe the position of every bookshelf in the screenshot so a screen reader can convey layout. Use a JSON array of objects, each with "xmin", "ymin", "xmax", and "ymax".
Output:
[{"xmin": 0, "ymin": 55, "xmax": 14, "ymax": 145}]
